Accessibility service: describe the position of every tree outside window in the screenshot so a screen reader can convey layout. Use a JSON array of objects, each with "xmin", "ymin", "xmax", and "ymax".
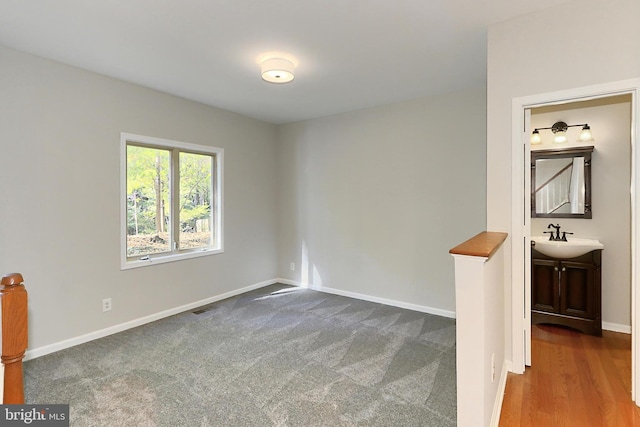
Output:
[{"xmin": 122, "ymin": 134, "xmax": 223, "ymax": 268}]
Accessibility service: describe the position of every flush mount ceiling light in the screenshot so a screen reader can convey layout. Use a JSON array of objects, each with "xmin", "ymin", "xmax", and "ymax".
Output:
[
  {"xmin": 530, "ymin": 121, "xmax": 594, "ymax": 145},
  {"xmin": 261, "ymin": 58, "xmax": 294, "ymax": 84}
]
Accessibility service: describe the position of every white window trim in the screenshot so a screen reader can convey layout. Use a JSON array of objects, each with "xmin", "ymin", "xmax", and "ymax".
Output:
[{"xmin": 120, "ymin": 133, "xmax": 224, "ymax": 270}]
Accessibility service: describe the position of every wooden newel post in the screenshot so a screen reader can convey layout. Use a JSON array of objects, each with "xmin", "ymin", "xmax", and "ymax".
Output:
[{"xmin": 1, "ymin": 273, "xmax": 28, "ymax": 404}]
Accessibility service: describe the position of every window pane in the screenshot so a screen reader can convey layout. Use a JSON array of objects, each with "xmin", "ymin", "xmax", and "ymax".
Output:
[
  {"xmin": 179, "ymin": 152, "xmax": 213, "ymax": 250},
  {"xmin": 126, "ymin": 145, "xmax": 171, "ymax": 257}
]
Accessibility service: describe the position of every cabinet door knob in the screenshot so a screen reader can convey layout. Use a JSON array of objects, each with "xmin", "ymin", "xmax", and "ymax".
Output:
[
  {"xmin": 554, "ymin": 267, "xmax": 559, "ymax": 271},
  {"xmin": 562, "ymin": 267, "xmax": 566, "ymax": 272}
]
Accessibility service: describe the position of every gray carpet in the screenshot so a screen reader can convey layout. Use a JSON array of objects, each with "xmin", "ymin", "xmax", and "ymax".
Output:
[{"xmin": 24, "ymin": 284, "xmax": 457, "ymax": 426}]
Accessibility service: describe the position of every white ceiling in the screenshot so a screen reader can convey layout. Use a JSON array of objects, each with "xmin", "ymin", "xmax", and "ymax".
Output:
[{"xmin": 0, "ymin": 0, "xmax": 572, "ymax": 124}]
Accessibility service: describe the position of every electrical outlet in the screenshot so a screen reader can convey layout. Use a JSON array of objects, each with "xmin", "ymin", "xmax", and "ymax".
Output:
[
  {"xmin": 102, "ymin": 298, "xmax": 112, "ymax": 312},
  {"xmin": 290, "ymin": 262, "xmax": 295, "ymax": 271},
  {"xmin": 491, "ymin": 353, "xmax": 496, "ymax": 383}
]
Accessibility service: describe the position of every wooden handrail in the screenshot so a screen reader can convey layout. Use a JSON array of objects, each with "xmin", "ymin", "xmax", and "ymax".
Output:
[
  {"xmin": 449, "ymin": 231, "xmax": 508, "ymax": 258},
  {"xmin": 1, "ymin": 273, "xmax": 28, "ymax": 404}
]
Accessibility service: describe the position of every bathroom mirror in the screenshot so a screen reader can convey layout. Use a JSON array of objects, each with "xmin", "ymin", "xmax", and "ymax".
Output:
[{"xmin": 531, "ymin": 146, "xmax": 593, "ymax": 219}]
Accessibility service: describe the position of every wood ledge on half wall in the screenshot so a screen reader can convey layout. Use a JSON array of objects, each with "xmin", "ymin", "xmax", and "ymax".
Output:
[{"xmin": 449, "ymin": 231, "xmax": 508, "ymax": 259}]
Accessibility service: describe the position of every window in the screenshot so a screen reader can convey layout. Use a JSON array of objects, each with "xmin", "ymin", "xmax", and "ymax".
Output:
[{"xmin": 121, "ymin": 133, "xmax": 223, "ymax": 269}]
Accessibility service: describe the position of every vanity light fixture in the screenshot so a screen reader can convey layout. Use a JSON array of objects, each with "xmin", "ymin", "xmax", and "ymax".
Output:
[
  {"xmin": 261, "ymin": 57, "xmax": 295, "ymax": 84},
  {"xmin": 530, "ymin": 121, "xmax": 594, "ymax": 145}
]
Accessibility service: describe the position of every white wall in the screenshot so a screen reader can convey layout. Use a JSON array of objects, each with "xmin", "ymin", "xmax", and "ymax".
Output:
[
  {"xmin": 487, "ymin": 0, "xmax": 640, "ymax": 362},
  {"xmin": 277, "ymin": 87, "xmax": 486, "ymax": 314},
  {"xmin": 452, "ymin": 241, "xmax": 506, "ymax": 427},
  {"xmin": 0, "ymin": 45, "xmax": 279, "ymax": 351},
  {"xmin": 531, "ymin": 95, "xmax": 632, "ymax": 329}
]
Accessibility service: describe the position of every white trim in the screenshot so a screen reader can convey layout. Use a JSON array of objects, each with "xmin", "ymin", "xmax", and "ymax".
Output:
[
  {"xmin": 523, "ymin": 109, "xmax": 532, "ymax": 368},
  {"xmin": 120, "ymin": 132, "xmax": 224, "ymax": 270},
  {"xmin": 510, "ymin": 78, "xmax": 640, "ymax": 402},
  {"xmin": 121, "ymin": 247, "xmax": 223, "ymax": 270},
  {"xmin": 490, "ymin": 360, "xmax": 510, "ymax": 427},
  {"xmin": 24, "ymin": 278, "xmax": 276, "ymax": 361},
  {"xmin": 510, "ymin": 97, "xmax": 526, "ymax": 374},
  {"xmin": 278, "ymin": 278, "xmax": 456, "ymax": 319},
  {"xmin": 632, "ymin": 80, "xmax": 640, "ymax": 403},
  {"xmin": 603, "ymin": 322, "xmax": 632, "ymax": 334}
]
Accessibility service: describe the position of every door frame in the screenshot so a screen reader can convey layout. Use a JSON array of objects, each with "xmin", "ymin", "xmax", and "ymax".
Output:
[{"xmin": 510, "ymin": 78, "xmax": 640, "ymax": 401}]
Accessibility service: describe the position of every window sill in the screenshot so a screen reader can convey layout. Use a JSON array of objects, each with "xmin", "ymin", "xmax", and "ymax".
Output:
[{"xmin": 121, "ymin": 247, "xmax": 223, "ymax": 270}]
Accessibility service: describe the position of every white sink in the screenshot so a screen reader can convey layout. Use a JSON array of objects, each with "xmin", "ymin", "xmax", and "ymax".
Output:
[{"xmin": 531, "ymin": 235, "xmax": 604, "ymax": 258}]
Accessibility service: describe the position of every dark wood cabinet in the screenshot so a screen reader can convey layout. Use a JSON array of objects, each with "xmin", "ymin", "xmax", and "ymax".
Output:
[{"xmin": 531, "ymin": 248, "xmax": 602, "ymax": 336}]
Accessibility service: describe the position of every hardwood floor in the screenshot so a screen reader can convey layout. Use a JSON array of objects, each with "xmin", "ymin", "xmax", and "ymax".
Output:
[{"xmin": 499, "ymin": 324, "xmax": 640, "ymax": 426}]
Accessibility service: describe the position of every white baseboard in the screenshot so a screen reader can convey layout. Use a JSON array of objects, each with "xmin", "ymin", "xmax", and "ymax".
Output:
[
  {"xmin": 490, "ymin": 361, "xmax": 510, "ymax": 427},
  {"xmin": 24, "ymin": 278, "xmax": 278, "ymax": 361},
  {"xmin": 504, "ymin": 359, "xmax": 513, "ymax": 373},
  {"xmin": 603, "ymin": 321, "xmax": 631, "ymax": 334},
  {"xmin": 277, "ymin": 278, "xmax": 456, "ymax": 319}
]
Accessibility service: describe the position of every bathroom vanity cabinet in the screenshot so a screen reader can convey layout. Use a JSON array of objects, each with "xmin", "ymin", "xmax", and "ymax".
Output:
[{"xmin": 531, "ymin": 248, "xmax": 602, "ymax": 336}]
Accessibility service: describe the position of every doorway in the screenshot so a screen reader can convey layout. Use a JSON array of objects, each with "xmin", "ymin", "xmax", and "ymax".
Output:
[
  {"xmin": 510, "ymin": 78, "xmax": 640, "ymax": 402},
  {"xmin": 529, "ymin": 94, "xmax": 632, "ymax": 331}
]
